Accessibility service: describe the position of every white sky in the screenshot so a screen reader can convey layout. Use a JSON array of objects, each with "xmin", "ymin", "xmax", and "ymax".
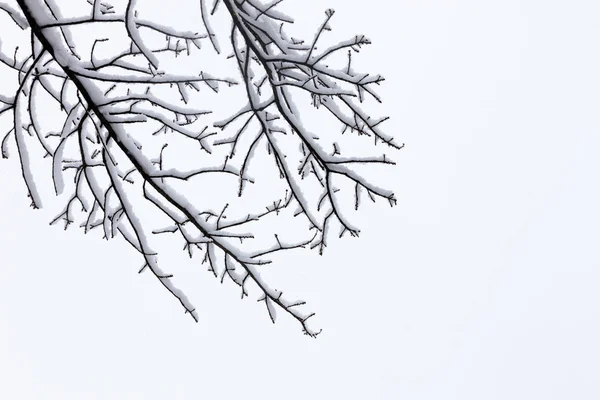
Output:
[{"xmin": 1, "ymin": 0, "xmax": 599, "ymax": 399}]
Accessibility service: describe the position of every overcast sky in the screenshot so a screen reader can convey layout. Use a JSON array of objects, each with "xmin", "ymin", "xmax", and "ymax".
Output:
[{"xmin": 1, "ymin": 0, "xmax": 599, "ymax": 398}]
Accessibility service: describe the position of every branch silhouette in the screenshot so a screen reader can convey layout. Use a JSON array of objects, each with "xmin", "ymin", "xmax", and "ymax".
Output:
[{"xmin": 0, "ymin": 0, "xmax": 401, "ymax": 336}]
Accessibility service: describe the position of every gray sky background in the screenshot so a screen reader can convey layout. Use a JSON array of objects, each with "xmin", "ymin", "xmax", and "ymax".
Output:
[{"xmin": 1, "ymin": 0, "xmax": 599, "ymax": 398}]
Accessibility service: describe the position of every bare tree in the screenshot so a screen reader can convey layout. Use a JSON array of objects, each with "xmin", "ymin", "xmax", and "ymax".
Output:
[{"xmin": 0, "ymin": 0, "xmax": 402, "ymax": 336}]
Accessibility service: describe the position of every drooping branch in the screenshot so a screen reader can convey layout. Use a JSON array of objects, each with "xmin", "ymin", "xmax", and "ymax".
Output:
[{"xmin": 3, "ymin": 0, "xmax": 400, "ymax": 336}]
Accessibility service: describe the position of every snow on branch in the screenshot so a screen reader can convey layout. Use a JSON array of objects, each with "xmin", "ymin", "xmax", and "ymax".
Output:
[{"xmin": 1, "ymin": 0, "xmax": 401, "ymax": 336}]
